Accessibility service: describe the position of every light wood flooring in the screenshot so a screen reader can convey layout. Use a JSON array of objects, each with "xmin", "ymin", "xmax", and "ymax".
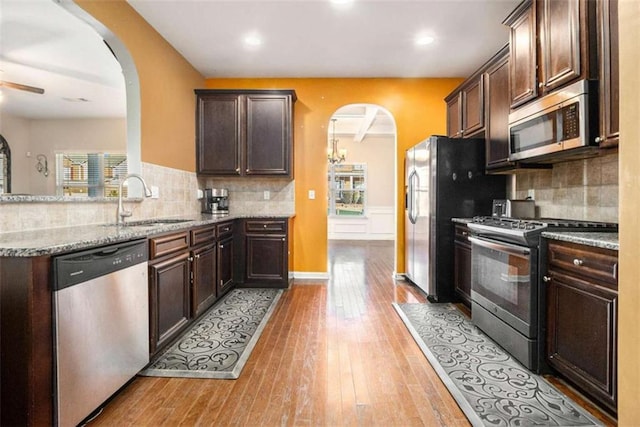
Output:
[{"xmin": 89, "ymin": 240, "xmax": 614, "ymax": 426}]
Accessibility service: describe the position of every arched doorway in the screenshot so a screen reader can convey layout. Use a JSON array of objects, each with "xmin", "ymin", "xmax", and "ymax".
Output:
[{"xmin": 326, "ymin": 103, "xmax": 398, "ymax": 277}]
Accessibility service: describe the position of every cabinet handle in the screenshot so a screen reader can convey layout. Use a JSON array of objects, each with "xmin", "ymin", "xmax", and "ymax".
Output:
[
  {"xmin": 246, "ymin": 169, "xmax": 249, "ymax": 173},
  {"xmin": 573, "ymin": 259, "xmax": 584, "ymax": 266},
  {"xmin": 220, "ymin": 280, "xmax": 223, "ymax": 286},
  {"xmin": 538, "ymin": 82, "xmax": 544, "ymax": 88},
  {"xmin": 264, "ymin": 224, "xmax": 267, "ymax": 228},
  {"xmin": 462, "ymin": 231, "xmax": 468, "ymax": 237},
  {"xmin": 220, "ymin": 244, "xmax": 224, "ymax": 249},
  {"xmin": 188, "ymin": 256, "xmax": 194, "ymax": 262},
  {"xmin": 195, "ymin": 254, "xmax": 200, "ymax": 259},
  {"xmin": 595, "ymin": 136, "xmax": 602, "ymax": 143},
  {"xmin": 542, "ymin": 276, "xmax": 551, "ymax": 282},
  {"xmin": 235, "ymin": 168, "xmax": 240, "ymax": 172},
  {"xmin": 282, "ymin": 238, "xmax": 285, "ymax": 241}
]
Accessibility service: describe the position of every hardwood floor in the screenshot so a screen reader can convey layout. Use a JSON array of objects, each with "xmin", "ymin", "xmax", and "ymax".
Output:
[{"xmin": 89, "ymin": 240, "xmax": 614, "ymax": 426}]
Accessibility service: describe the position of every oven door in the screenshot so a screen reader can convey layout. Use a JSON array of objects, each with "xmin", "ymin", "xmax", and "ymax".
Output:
[{"xmin": 469, "ymin": 235, "xmax": 538, "ymax": 338}]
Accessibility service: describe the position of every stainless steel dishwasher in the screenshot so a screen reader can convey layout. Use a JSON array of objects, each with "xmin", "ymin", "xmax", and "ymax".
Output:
[{"xmin": 53, "ymin": 239, "xmax": 149, "ymax": 427}]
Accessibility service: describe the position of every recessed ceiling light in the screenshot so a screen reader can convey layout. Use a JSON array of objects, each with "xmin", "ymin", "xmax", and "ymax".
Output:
[
  {"xmin": 415, "ymin": 34, "xmax": 435, "ymax": 47},
  {"xmin": 330, "ymin": 0, "xmax": 354, "ymax": 8},
  {"xmin": 243, "ymin": 33, "xmax": 263, "ymax": 48}
]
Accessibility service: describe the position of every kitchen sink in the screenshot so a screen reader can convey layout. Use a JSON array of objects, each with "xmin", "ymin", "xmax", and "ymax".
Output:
[{"xmin": 103, "ymin": 218, "xmax": 194, "ymax": 227}]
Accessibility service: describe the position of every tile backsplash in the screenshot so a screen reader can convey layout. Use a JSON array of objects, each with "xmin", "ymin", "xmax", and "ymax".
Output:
[
  {"xmin": 0, "ymin": 162, "xmax": 295, "ymax": 233},
  {"xmin": 513, "ymin": 152, "xmax": 618, "ymax": 223}
]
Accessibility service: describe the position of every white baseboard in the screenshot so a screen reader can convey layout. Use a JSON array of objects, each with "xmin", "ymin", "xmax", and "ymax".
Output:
[
  {"xmin": 291, "ymin": 271, "xmax": 330, "ymax": 280},
  {"xmin": 393, "ymin": 272, "xmax": 407, "ymax": 281}
]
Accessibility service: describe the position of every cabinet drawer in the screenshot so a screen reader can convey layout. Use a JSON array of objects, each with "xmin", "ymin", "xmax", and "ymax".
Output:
[
  {"xmin": 454, "ymin": 224, "xmax": 471, "ymax": 244},
  {"xmin": 245, "ymin": 219, "xmax": 286, "ymax": 233},
  {"xmin": 149, "ymin": 231, "xmax": 190, "ymax": 260},
  {"xmin": 191, "ymin": 225, "xmax": 216, "ymax": 247},
  {"xmin": 216, "ymin": 221, "xmax": 234, "ymax": 239},
  {"xmin": 547, "ymin": 241, "xmax": 618, "ymax": 288}
]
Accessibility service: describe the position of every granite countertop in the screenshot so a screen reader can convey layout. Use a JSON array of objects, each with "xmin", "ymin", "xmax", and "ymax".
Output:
[
  {"xmin": 541, "ymin": 231, "xmax": 619, "ymax": 251},
  {"xmin": 0, "ymin": 213, "xmax": 292, "ymax": 257}
]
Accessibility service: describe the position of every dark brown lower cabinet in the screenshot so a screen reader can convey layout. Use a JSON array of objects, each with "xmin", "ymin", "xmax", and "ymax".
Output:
[
  {"xmin": 149, "ymin": 252, "xmax": 192, "ymax": 355},
  {"xmin": 192, "ymin": 243, "xmax": 217, "ymax": 317},
  {"xmin": 242, "ymin": 219, "xmax": 289, "ymax": 288},
  {"xmin": 217, "ymin": 236, "xmax": 235, "ymax": 296},
  {"xmin": 545, "ymin": 240, "xmax": 618, "ymax": 414},
  {"xmin": 453, "ymin": 224, "xmax": 472, "ymax": 307}
]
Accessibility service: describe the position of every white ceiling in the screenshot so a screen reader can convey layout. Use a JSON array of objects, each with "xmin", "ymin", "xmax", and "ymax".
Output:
[
  {"xmin": 127, "ymin": 0, "xmax": 518, "ymax": 79},
  {"xmin": 1, "ymin": 0, "xmax": 519, "ymax": 133},
  {"xmin": 0, "ymin": 0, "xmax": 126, "ymax": 119}
]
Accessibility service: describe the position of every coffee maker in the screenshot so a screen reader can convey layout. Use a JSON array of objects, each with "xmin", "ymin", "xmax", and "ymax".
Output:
[{"xmin": 202, "ymin": 188, "xmax": 229, "ymax": 214}]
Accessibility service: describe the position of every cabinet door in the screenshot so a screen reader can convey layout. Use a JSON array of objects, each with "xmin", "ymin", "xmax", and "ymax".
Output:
[
  {"xmin": 538, "ymin": 0, "xmax": 582, "ymax": 92},
  {"xmin": 217, "ymin": 236, "xmax": 235, "ymax": 296},
  {"xmin": 446, "ymin": 93, "xmax": 462, "ymax": 138},
  {"xmin": 462, "ymin": 75, "xmax": 484, "ymax": 137},
  {"xmin": 192, "ymin": 244, "xmax": 217, "ymax": 317},
  {"xmin": 245, "ymin": 234, "xmax": 287, "ymax": 285},
  {"xmin": 245, "ymin": 94, "xmax": 292, "ymax": 176},
  {"xmin": 485, "ymin": 51, "xmax": 511, "ymax": 169},
  {"xmin": 196, "ymin": 94, "xmax": 242, "ymax": 175},
  {"xmin": 547, "ymin": 271, "xmax": 617, "ymax": 413},
  {"xmin": 506, "ymin": 0, "xmax": 538, "ymax": 108},
  {"xmin": 453, "ymin": 227, "xmax": 472, "ymax": 307},
  {"xmin": 149, "ymin": 252, "xmax": 192, "ymax": 354},
  {"xmin": 597, "ymin": 0, "xmax": 619, "ymax": 148}
]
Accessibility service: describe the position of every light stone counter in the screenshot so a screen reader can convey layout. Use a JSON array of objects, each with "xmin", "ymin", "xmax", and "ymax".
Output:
[
  {"xmin": 0, "ymin": 213, "xmax": 291, "ymax": 257},
  {"xmin": 541, "ymin": 231, "xmax": 619, "ymax": 251}
]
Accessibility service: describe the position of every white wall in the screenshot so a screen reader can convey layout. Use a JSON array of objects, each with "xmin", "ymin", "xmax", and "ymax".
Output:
[
  {"xmin": 0, "ymin": 113, "xmax": 31, "ymax": 194},
  {"xmin": 0, "ymin": 115, "xmax": 126, "ymax": 195}
]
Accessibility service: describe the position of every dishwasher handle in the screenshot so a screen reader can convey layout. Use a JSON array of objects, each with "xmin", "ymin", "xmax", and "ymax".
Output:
[{"xmin": 53, "ymin": 239, "xmax": 148, "ymax": 291}]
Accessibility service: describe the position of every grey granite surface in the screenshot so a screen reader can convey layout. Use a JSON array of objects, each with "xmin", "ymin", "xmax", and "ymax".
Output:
[
  {"xmin": 451, "ymin": 217, "xmax": 473, "ymax": 224},
  {"xmin": 542, "ymin": 231, "xmax": 619, "ymax": 251},
  {"xmin": 0, "ymin": 213, "xmax": 291, "ymax": 257}
]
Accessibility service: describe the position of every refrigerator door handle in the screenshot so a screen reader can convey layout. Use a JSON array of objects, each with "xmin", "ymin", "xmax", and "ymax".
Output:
[
  {"xmin": 414, "ymin": 171, "xmax": 420, "ymax": 219},
  {"xmin": 408, "ymin": 170, "xmax": 417, "ymax": 224}
]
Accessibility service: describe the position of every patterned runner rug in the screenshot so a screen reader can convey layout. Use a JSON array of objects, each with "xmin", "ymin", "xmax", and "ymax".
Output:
[
  {"xmin": 393, "ymin": 303, "xmax": 603, "ymax": 427},
  {"xmin": 140, "ymin": 288, "xmax": 283, "ymax": 379}
]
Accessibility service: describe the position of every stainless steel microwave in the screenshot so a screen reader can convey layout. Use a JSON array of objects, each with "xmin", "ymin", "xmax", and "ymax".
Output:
[{"xmin": 508, "ymin": 79, "xmax": 599, "ymax": 162}]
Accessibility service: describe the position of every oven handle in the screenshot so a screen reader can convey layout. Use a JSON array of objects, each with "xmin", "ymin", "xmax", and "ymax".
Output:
[{"xmin": 469, "ymin": 236, "xmax": 531, "ymax": 256}]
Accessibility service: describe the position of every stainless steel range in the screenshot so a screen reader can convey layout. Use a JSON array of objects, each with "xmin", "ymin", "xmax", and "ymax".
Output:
[{"xmin": 467, "ymin": 216, "xmax": 618, "ymax": 372}]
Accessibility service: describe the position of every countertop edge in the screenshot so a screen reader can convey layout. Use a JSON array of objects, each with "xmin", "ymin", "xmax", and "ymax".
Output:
[
  {"xmin": 0, "ymin": 214, "xmax": 294, "ymax": 257},
  {"xmin": 541, "ymin": 231, "xmax": 619, "ymax": 251}
]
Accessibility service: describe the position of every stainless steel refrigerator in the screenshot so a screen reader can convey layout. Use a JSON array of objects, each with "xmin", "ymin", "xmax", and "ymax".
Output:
[{"xmin": 404, "ymin": 136, "xmax": 505, "ymax": 302}]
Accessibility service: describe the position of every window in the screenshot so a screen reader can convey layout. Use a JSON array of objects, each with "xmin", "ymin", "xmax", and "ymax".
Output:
[
  {"xmin": 328, "ymin": 163, "xmax": 366, "ymax": 217},
  {"xmin": 55, "ymin": 153, "xmax": 127, "ymax": 197}
]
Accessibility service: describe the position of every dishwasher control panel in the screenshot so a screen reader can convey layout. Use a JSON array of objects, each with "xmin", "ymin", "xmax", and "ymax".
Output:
[{"xmin": 53, "ymin": 239, "xmax": 148, "ymax": 290}]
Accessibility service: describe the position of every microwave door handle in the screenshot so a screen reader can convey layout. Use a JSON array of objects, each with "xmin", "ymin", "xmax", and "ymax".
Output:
[{"xmin": 469, "ymin": 236, "xmax": 531, "ymax": 256}]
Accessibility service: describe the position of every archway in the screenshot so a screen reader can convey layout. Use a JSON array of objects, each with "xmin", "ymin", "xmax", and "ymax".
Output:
[{"xmin": 326, "ymin": 103, "xmax": 398, "ymax": 277}]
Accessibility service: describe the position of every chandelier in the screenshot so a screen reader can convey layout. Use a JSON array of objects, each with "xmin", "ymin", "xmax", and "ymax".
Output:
[{"xmin": 327, "ymin": 118, "xmax": 346, "ymax": 164}]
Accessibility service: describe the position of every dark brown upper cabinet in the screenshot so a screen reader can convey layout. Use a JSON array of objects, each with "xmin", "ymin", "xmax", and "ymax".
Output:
[
  {"xmin": 445, "ymin": 74, "xmax": 484, "ymax": 138},
  {"xmin": 597, "ymin": 0, "xmax": 619, "ymax": 148},
  {"xmin": 195, "ymin": 89, "xmax": 296, "ymax": 178},
  {"xmin": 504, "ymin": 0, "xmax": 596, "ymax": 109},
  {"xmin": 484, "ymin": 45, "xmax": 512, "ymax": 170}
]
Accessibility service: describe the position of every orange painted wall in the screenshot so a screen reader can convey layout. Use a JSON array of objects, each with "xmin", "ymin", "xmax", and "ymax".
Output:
[
  {"xmin": 206, "ymin": 78, "xmax": 463, "ymax": 273},
  {"xmin": 75, "ymin": 0, "xmax": 204, "ymax": 172}
]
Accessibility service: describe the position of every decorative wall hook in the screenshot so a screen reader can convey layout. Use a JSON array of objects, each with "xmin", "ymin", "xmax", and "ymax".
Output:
[{"xmin": 36, "ymin": 154, "xmax": 49, "ymax": 177}]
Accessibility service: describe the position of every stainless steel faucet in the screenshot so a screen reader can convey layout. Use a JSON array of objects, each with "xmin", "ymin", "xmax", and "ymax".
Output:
[{"xmin": 117, "ymin": 173, "xmax": 152, "ymax": 224}]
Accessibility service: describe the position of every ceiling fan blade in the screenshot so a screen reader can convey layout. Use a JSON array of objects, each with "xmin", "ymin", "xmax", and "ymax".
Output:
[{"xmin": 0, "ymin": 80, "xmax": 45, "ymax": 94}]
